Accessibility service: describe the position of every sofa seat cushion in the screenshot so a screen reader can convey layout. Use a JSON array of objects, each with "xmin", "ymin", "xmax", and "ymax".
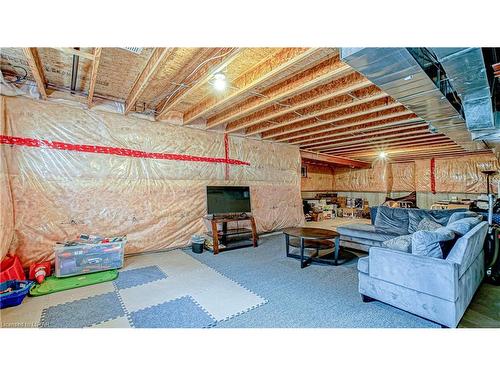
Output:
[
  {"xmin": 341, "ymin": 235, "xmax": 388, "ymax": 248},
  {"xmin": 357, "ymin": 256, "xmax": 369, "ymax": 273},
  {"xmin": 337, "ymin": 224, "xmax": 398, "ymax": 242},
  {"xmin": 411, "ymin": 227, "xmax": 456, "ymax": 259},
  {"xmin": 382, "ymin": 234, "xmax": 412, "ymax": 252},
  {"xmin": 407, "ymin": 208, "xmax": 464, "ymax": 233},
  {"xmin": 374, "ymin": 206, "xmax": 409, "ymax": 235}
]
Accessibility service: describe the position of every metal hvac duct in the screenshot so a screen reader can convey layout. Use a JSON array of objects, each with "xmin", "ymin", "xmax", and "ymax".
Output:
[
  {"xmin": 430, "ymin": 48, "xmax": 496, "ymax": 132},
  {"xmin": 340, "ymin": 48, "xmax": 485, "ymax": 151}
]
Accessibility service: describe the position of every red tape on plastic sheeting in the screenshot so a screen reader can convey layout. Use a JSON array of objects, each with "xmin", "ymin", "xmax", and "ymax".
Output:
[
  {"xmin": 0, "ymin": 135, "xmax": 250, "ymax": 166},
  {"xmin": 430, "ymin": 157, "xmax": 436, "ymax": 194},
  {"xmin": 224, "ymin": 133, "xmax": 230, "ymax": 180}
]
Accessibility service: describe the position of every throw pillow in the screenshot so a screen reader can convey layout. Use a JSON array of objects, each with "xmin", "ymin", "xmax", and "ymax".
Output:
[
  {"xmin": 411, "ymin": 227, "xmax": 456, "ymax": 259},
  {"xmin": 417, "ymin": 218, "xmax": 443, "ymax": 231},
  {"xmin": 374, "ymin": 206, "xmax": 409, "ymax": 235},
  {"xmin": 447, "ymin": 211, "xmax": 479, "ymax": 225},
  {"xmin": 382, "ymin": 234, "xmax": 412, "ymax": 252},
  {"xmin": 446, "ymin": 216, "xmax": 482, "ymax": 236}
]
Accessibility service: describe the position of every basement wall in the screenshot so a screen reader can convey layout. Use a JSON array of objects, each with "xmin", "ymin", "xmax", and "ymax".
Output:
[
  {"xmin": 300, "ymin": 163, "xmax": 334, "ymax": 192},
  {"xmin": 301, "ymin": 154, "xmax": 500, "ymax": 208},
  {"xmin": 0, "ymin": 96, "xmax": 304, "ymax": 266},
  {"xmin": 0, "ymin": 97, "xmax": 15, "ymax": 260}
]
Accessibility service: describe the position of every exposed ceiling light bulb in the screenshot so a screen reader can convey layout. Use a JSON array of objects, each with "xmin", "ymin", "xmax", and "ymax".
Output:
[
  {"xmin": 213, "ymin": 72, "xmax": 227, "ymax": 91},
  {"xmin": 213, "ymin": 78, "xmax": 227, "ymax": 91},
  {"xmin": 379, "ymin": 151, "xmax": 388, "ymax": 159}
]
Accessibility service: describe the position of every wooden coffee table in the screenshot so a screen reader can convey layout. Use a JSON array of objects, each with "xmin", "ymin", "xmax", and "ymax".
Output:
[{"xmin": 283, "ymin": 227, "xmax": 340, "ymax": 268}]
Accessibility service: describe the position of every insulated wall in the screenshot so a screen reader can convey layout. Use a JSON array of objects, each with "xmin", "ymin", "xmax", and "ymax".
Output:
[
  {"xmin": 1, "ymin": 96, "xmax": 304, "ymax": 266},
  {"xmin": 0, "ymin": 98, "xmax": 14, "ymax": 260},
  {"xmin": 300, "ymin": 163, "xmax": 334, "ymax": 192},
  {"xmin": 331, "ymin": 155, "xmax": 498, "ymax": 194}
]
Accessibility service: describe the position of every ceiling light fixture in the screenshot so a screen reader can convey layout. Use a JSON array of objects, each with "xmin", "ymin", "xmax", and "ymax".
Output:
[
  {"xmin": 379, "ymin": 151, "xmax": 388, "ymax": 159},
  {"xmin": 213, "ymin": 72, "xmax": 227, "ymax": 91}
]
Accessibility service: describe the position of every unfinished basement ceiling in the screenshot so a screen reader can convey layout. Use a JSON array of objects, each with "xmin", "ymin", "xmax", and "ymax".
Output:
[{"xmin": 0, "ymin": 47, "xmax": 495, "ymax": 163}]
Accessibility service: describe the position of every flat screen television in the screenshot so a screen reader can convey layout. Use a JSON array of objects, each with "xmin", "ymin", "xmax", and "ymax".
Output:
[{"xmin": 207, "ymin": 186, "xmax": 251, "ymax": 215}]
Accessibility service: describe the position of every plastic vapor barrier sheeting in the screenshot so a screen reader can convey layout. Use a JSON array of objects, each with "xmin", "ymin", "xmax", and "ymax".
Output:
[
  {"xmin": 1, "ymin": 96, "xmax": 304, "ymax": 266},
  {"xmin": 0, "ymin": 98, "xmax": 15, "ymax": 260}
]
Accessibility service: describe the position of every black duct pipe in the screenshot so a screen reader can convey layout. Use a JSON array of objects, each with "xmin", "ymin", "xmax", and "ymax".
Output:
[{"xmin": 70, "ymin": 48, "xmax": 80, "ymax": 93}]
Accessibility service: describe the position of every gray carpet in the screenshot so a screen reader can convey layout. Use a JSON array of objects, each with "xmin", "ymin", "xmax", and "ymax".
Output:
[{"xmin": 186, "ymin": 233, "xmax": 438, "ymax": 328}]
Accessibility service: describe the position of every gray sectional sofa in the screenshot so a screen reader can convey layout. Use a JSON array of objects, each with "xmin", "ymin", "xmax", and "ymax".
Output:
[
  {"xmin": 337, "ymin": 206, "xmax": 466, "ymax": 252},
  {"xmin": 338, "ymin": 206, "xmax": 488, "ymax": 327}
]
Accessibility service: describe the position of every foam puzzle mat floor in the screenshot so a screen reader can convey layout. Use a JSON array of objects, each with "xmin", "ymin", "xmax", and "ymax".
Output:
[{"xmin": 0, "ymin": 250, "xmax": 267, "ymax": 328}]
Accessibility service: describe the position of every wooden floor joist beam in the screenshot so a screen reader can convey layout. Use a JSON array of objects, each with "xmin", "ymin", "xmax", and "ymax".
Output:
[
  {"xmin": 302, "ymin": 124, "xmax": 431, "ymax": 150},
  {"xmin": 22, "ymin": 48, "xmax": 47, "ymax": 100},
  {"xmin": 87, "ymin": 48, "xmax": 102, "ymax": 108},
  {"xmin": 53, "ymin": 47, "xmax": 96, "ymax": 60},
  {"xmin": 244, "ymin": 86, "xmax": 388, "ymax": 136},
  {"xmin": 385, "ymin": 150, "xmax": 493, "ymax": 162},
  {"xmin": 289, "ymin": 114, "xmax": 419, "ymax": 146},
  {"xmin": 260, "ymin": 100, "xmax": 402, "ymax": 139},
  {"xmin": 206, "ymin": 55, "xmax": 355, "ymax": 130},
  {"xmin": 340, "ymin": 145, "xmax": 462, "ymax": 158},
  {"xmin": 300, "ymin": 150, "xmax": 370, "ymax": 169},
  {"xmin": 306, "ymin": 128, "xmax": 432, "ymax": 151},
  {"xmin": 182, "ymin": 48, "xmax": 319, "ymax": 124},
  {"xmin": 125, "ymin": 48, "xmax": 175, "ymax": 115},
  {"xmin": 323, "ymin": 135, "xmax": 453, "ymax": 154},
  {"xmin": 156, "ymin": 48, "xmax": 243, "ymax": 120}
]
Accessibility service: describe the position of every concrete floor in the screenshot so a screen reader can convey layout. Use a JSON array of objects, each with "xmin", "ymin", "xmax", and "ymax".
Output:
[{"xmin": 305, "ymin": 217, "xmax": 500, "ymax": 328}]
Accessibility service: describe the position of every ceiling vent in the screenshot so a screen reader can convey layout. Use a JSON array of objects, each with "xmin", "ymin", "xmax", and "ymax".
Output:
[{"xmin": 120, "ymin": 47, "xmax": 143, "ymax": 55}]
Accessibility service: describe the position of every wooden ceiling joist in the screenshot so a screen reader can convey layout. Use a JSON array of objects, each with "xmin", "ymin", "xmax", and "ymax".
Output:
[
  {"xmin": 244, "ymin": 86, "xmax": 388, "ymax": 136},
  {"xmin": 125, "ymin": 48, "xmax": 175, "ymax": 115},
  {"xmin": 289, "ymin": 114, "xmax": 420, "ymax": 146},
  {"xmin": 286, "ymin": 108, "xmax": 415, "ymax": 144},
  {"xmin": 323, "ymin": 135, "xmax": 454, "ymax": 154},
  {"xmin": 387, "ymin": 150, "xmax": 494, "ymax": 162},
  {"xmin": 306, "ymin": 128, "xmax": 433, "ymax": 151},
  {"xmin": 260, "ymin": 99, "xmax": 403, "ymax": 140},
  {"xmin": 303, "ymin": 124, "xmax": 432, "ymax": 150},
  {"xmin": 22, "ymin": 48, "xmax": 48, "ymax": 100},
  {"xmin": 342, "ymin": 144, "xmax": 462, "ymax": 158},
  {"xmin": 300, "ymin": 150, "xmax": 370, "ymax": 169},
  {"xmin": 156, "ymin": 48, "xmax": 242, "ymax": 121},
  {"xmin": 181, "ymin": 48, "xmax": 319, "ymax": 124},
  {"xmin": 226, "ymin": 76, "xmax": 373, "ymax": 135},
  {"xmin": 53, "ymin": 48, "xmax": 96, "ymax": 60},
  {"xmin": 87, "ymin": 48, "xmax": 102, "ymax": 108},
  {"xmin": 207, "ymin": 55, "xmax": 355, "ymax": 130}
]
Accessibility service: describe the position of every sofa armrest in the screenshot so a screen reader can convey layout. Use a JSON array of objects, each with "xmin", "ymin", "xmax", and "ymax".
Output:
[{"xmin": 368, "ymin": 247, "xmax": 459, "ymax": 302}]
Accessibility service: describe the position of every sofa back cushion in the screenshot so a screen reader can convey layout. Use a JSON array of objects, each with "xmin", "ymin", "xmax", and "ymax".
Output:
[
  {"xmin": 447, "ymin": 221, "xmax": 488, "ymax": 277},
  {"xmin": 374, "ymin": 206, "xmax": 409, "ymax": 235},
  {"xmin": 407, "ymin": 208, "xmax": 465, "ymax": 233},
  {"xmin": 447, "ymin": 211, "xmax": 480, "ymax": 225},
  {"xmin": 446, "ymin": 216, "xmax": 482, "ymax": 236},
  {"xmin": 411, "ymin": 227, "xmax": 456, "ymax": 259},
  {"xmin": 417, "ymin": 218, "xmax": 443, "ymax": 231}
]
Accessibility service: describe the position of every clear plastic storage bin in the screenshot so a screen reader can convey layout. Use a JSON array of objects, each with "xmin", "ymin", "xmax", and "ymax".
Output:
[{"xmin": 54, "ymin": 240, "xmax": 126, "ymax": 278}]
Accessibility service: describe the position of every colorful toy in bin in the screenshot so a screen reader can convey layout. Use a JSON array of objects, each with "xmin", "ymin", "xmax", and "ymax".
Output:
[
  {"xmin": 0, "ymin": 256, "xmax": 26, "ymax": 283},
  {"xmin": 0, "ymin": 280, "xmax": 34, "ymax": 309},
  {"xmin": 29, "ymin": 261, "xmax": 52, "ymax": 284},
  {"xmin": 55, "ymin": 234, "xmax": 126, "ymax": 277}
]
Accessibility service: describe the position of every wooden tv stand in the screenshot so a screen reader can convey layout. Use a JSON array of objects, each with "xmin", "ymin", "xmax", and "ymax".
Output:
[{"xmin": 206, "ymin": 214, "xmax": 258, "ymax": 255}]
